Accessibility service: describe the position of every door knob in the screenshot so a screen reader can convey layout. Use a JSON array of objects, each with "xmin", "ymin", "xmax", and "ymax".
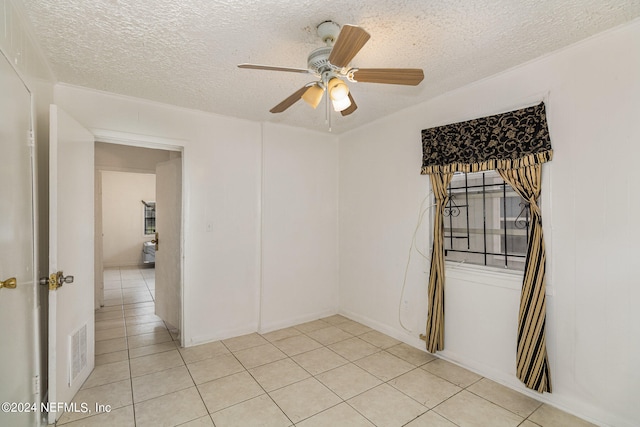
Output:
[
  {"xmin": 0, "ymin": 277, "xmax": 17, "ymax": 289},
  {"xmin": 59, "ymin": 273, "xmax": 74, "ymax": 285},
  {"xmin": 151, "ymin": 232, "xmax": 159, "ymax": 250},
  {"xmin": 39, "ymin": 271, "xmax": 74, "ymax": 291}
]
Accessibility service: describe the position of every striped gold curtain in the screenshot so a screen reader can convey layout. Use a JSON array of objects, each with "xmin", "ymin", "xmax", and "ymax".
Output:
[
  {"xmin": 421, "ymin": 172, "xmax": 453, "ymax": 353},
  {"xmin": 498, "ymin": 165, "xmax": 551, "ymax": 393},
  {"xmin": 421, "ymin": 102, "xmax": 553, "ymax": 393}
]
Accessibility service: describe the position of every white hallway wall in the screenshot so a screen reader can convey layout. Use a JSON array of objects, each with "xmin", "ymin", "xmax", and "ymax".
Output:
[
  {"xmin": 101, "ymin": 171, "xmax": 156, "ymax": 268},
  {"xmin": 54, "ymin": 85, "xmax": 340, "ymax": 345},
  {"xmin": 339, "ymin": 19, "xmax": 640, "ymax": 427}
]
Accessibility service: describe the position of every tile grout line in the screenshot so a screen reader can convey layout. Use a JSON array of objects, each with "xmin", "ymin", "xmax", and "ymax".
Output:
[
  {"xmin": 118, "ymin": 268, "xmax": 138, "ymax": 427},
  {"xmin": 279, "ymin": 325, "xmax": 450, "ymax": 426},
  {"xmin": 225, "ymin": 341, "xmax": 297, "ymax": 426},
  {"xmin": 213, "ymin": 328, "xmax": 415, "ymax": 426},
  {"xmin": 464, "ymin": 378, "xmax": 544, "ymax": 420},
  {"xmin": 93, "ymin": 280, "xmax": 555, "ymax": 427},
  {"xmin": 61, "ymin": 268, "xmax": 132, "ymax": 425},
  {"xmin": 105, "ymin": 267, "xmax": 159, "ymax": 426},
  {"xmin": 176, "ymin": 329, "xmax": 216, "ymax": 426},
  {"xmin": 132, "ymin": 267, "xmax": 209, "ymax": 425}
]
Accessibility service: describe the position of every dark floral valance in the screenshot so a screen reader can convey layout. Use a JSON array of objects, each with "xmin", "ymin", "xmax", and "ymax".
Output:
[{"xmin": 421, "ymin": 102, "xmax": 553, "ymax": 175}]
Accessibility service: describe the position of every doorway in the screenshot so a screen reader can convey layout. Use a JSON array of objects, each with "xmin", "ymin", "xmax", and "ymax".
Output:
[
  {"xmin": 35, "ymin": 126, "xmax": 186, "ymax": 425},
  {"xmin": 94, "ymin": 142, "xmax": 184, "ymax": 341}
]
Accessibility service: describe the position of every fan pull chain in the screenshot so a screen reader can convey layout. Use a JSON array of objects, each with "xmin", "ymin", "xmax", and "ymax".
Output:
[{"xmin": 326, "ymin": 90, "xmax": 332, "ymax": 131}]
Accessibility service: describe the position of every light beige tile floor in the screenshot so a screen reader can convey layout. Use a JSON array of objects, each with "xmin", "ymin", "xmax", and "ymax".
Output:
[{"xmin": 57, "ymin": 267, "xmax": 598, "ymax": 426}]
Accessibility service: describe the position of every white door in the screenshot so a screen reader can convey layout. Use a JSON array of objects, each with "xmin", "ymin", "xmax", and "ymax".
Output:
[
  {"xmin": 47, "ymin": 105, "xmax": 95, "ymax": 424},
  {"xmin": 0, "ymin": 53, "xmax": 39, "ymax": 427},
  {"xmin": 154, "ymin": 158, "xmax": 182, "ymax": 334}
]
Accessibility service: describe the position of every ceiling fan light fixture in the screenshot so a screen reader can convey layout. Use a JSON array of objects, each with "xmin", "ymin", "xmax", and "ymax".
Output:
[
  {"xmin": 328, "ymin": 77, "xmax": 349, "ymax": 100},
  {"xmin": 301, "ymin": 84, "xmax": 324, "ymax": 109},
  {"xmin": 327, "ymin": 77, "xmax": 351, "ymax": 112}
]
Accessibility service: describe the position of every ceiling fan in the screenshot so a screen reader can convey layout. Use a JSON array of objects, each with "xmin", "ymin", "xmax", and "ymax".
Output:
[{"xmin": 238, "ymin": 21, "xmax": 424, "ymax": 117}]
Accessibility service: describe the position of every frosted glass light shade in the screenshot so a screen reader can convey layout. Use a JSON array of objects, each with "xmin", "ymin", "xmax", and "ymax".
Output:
[
  {"xmin": 301, "ymin": 84, "xmax": 324, "ymax": 108},
  {"xmin": 328, "ymin": 78, "xmax": 349, "ymax": 101},
  {"xmin": 327, "ymin": 77, "xmax": 351, "ymax": 111},
  {"xmin": 332, "ymin": 96, "xmax": 352, "ymax": 112},
  {"xmin": 331, "ymin": 83, "xmax": 349, "ymax": 100}
]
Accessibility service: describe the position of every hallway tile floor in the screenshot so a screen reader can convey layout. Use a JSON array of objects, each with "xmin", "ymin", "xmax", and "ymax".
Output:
[{"xmin": 57, "ymin": 267, "xmax": 596, "ymax": 426}]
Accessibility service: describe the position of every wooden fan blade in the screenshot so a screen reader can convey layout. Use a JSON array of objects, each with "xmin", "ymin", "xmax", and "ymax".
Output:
[
  {"xmin": 352, "ymin": 68, "xmax": 424, "ymax": 85},
  {"xmin": 328, "ymin": 25, "xmax": 371, "ymax": 68},
  {"xmin": 341, "ymin": 93, "xmax": 358, "ymax": 116},
  {"xmin": 270, "ymin": 86, "xmax": 310, "ymax": 113},
  {"xmin": 238, "ymin": 64, "xmax": 312, "ymax": 74}
]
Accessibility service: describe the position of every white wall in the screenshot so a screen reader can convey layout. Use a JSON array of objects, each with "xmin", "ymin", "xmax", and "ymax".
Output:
[
  {"xmin": 95, "ymin": 141, "xmax": 172, "ymax": 173},
  {"xmin": 338, "ymin": 106, "xmax": 431, "ymax": 336},
  {"xmin": 53, "ymin": 85, "xmax": 340, "ymax": 346},
  {"xmin": 101, "ymin": 171, "xmax": 156, "ymax": 267},
  {"xmin": 260, "ymin": 123, "xmax": 339, "ymax": 332},
  {"xmin": 338, "ymin": 19, "xmax": 640, "ymax": 427}
]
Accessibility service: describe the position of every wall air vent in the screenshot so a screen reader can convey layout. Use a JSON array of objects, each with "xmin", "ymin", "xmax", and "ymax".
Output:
[{"xmin": 69, "ymin": 324, "xmax": 87, "ymax": 386}]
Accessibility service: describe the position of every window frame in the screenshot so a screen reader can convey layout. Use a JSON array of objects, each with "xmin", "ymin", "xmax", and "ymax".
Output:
[
  {"xmin": 442, "ymin": 170, "xmax": 530, "ymax": 271},
  {"xmin": 143, "ymin": 201, "xmax": 156, "ymax": 237}
]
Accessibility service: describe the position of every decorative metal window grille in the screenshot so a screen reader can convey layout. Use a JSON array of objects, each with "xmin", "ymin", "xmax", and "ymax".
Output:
[
  {"xmin": 142, "ymin": 201, "xmax": 156, "ymax": 235},
  {"xmin": 443, "ymin": 171, "xmax": 530, "ymax": 270}
]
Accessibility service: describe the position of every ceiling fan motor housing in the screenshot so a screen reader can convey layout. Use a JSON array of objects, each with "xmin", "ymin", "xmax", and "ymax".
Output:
[{"xmin": 307, "ymin": 46, "xmax": 333, "ymax": 74}]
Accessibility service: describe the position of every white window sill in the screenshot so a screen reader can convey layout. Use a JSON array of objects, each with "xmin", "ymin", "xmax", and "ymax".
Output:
[{"xmin": 444, "ymin": 261, "xmax": 555, "ymax": 297}]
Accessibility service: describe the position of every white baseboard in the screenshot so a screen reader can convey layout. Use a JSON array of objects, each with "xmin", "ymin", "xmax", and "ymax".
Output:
[
  {"xmin": 338, "ymin": 310, "xmax": 627, "ymax": 427},
  {"xmin": 258, "ymin": 309, "xmax": 338, "ymax": 334},
  {"xmin": 184, "ymin": 322, "xmax": 258, "ymax": 347},
  {"xmin": 103, "ymin": 262, "xmax": 146, "ymax": 269},
  {"xmin": 184, "ymin": 309, "xmax": 338, "ymax": 348},
  {"xmin": 338, "ymin": 309, "xmax": 426, "ymax": 350}
]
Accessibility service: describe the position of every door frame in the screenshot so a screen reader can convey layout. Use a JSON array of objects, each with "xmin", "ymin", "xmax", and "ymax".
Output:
[{"xmin": 92, "ymin": 129, "xmax": 187, "ymax": 346}]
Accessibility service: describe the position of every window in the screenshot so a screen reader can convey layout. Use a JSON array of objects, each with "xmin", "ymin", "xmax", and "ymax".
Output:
[
  {"xmin": 443, "ymin": 171, "xmax": 529, "ymax": 270},
  {"xmin": 143, "ymin": 201, "xmax": 156, "ymax": 236}
]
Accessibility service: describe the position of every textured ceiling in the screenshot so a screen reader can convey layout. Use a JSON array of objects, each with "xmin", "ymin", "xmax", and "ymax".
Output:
[{"xmin": 19, "ymin": 0, "xmax": 640, "ymax": 134}]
